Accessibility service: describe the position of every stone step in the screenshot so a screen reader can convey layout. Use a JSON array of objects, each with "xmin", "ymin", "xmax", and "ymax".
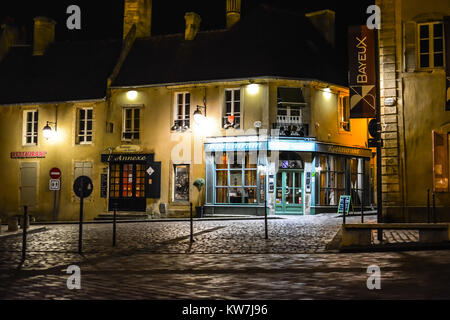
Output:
[{"xmin": 95, "ymin": 213, "xmax": 150, "ymax": 221}]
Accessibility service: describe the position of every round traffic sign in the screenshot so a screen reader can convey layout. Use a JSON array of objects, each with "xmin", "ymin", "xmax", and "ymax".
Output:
[
  {"xmin": 73, "ymin": 176, "xmax": 93, "ymax": 198},
  {"xmin": 49, "ymin": 167, "xmax": 62, "ymax": 179}
]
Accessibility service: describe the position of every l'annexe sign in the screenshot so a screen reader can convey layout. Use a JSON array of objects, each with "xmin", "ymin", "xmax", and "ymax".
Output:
[{"xmin": 11, "ymin": 151, "xmax": 47, "ymax": 159}]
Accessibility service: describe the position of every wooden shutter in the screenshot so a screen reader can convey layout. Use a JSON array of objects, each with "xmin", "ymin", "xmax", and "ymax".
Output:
[
  {"xmin": 432, "ymin": 131, "xmax": 449, "ymax": 192},
  {"xmin": 404, "ymin": 21, "xmax": 417, "ymax": 72}
]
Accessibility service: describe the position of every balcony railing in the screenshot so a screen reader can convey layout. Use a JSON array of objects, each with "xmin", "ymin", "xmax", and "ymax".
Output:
[
  {"xmin": 276, "ymin": 115, "xmax": 302, "ymax": 125},
  {"xmin": 272, "ymin": 116, "xmax": 309, "ymax": 137}
]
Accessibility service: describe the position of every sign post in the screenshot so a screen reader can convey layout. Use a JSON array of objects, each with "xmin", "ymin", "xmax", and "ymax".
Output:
[
  {"xmin": 73, "ymin": 176, "xmax": 93, "ymax": 254},
  {"xmin": 49, "ymin": 168, "xmax": 61, "ymax": 221}
]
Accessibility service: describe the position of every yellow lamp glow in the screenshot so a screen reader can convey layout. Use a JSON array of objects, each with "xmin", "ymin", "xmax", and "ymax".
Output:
[
  {"xmin": 323, "ymin": 87, "xmax": 332, "ymax": 100},
  {"xmin": 247, "ymin": 83, "xmax": 259, "ymax": 95},
  {"xmin": 126, "ymin": 90, "xmax": 138, "ymax": 100}
]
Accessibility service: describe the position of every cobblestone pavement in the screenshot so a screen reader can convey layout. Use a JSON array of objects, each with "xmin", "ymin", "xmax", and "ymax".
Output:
[{"xmin": 1, "ymin": 214, "xmax": 450, "ymax": 299}]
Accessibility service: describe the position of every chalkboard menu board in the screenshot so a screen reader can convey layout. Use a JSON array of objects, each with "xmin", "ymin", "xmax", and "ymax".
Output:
[
  {"xmin": 337, "ymin": 195, "xmax": 352, "ymax": 215},
  {"xmin": 100, "ymin": 174, "xmax": 107, "ymax": 198}
]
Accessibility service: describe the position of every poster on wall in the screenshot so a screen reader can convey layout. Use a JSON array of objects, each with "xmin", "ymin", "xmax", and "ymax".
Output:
[
  {"xmin": 445, "ymin": 16, "xmax": 450, "ymax": 111},
  {"xmin": 348, "ymin": 25, "xmax": 377, "ymax": 118}
]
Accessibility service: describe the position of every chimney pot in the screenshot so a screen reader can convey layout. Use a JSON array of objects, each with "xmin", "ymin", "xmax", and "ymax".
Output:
[
  {"xmin": 33, "ymin": 16, "xmax": 56, "ymax": 56},
  {"xmin": 184, "ymin": 12, "xmax": 201, "ymax": 41},
  {"xmin": 226, "ymin": 0, "xmax": 241, "ymax": 28}
]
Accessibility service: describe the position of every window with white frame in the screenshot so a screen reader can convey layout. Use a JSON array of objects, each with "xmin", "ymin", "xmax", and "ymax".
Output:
[
  {"xmin": 223, "ymin": 88, "xmax": 240, "ymax": 129},
  {"xmin": 172, "ymin": 92, "xmax": 190, "ymax": 130},
  {"xmin": 122, "ymin": 107, "xmax": 140, "ymax": 140},
  {"xmin": 338, "ymin": 95, "xmax": 350, "ymax": 132},
  {"xmin": 77, "ymin": 108, "xmax": 93, "ymax": 144},
  {"xmin": 23, "ymin": 110, "xmax": 38, "ymax": 145},
  {"xmin": 418, "ymin": 22, "xmax": 445, "ymax": 69}
]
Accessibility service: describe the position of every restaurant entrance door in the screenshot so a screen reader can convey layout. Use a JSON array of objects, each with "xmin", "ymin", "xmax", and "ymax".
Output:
[{"xmin": 108, "ymin": 163, "xmax": 146, "ymax": 211}]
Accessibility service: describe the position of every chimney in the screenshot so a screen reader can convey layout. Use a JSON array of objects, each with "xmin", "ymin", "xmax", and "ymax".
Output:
[
  {"xmin": 0, "ymin": 18, "xmax": 19, "ymax": 61},
  {"xmin": 184, "ymin": 12, "xmax": 201, "ymax": 41},
  {"xmin": 305, "ymin": 9, "xmax": 335, "ymax": 47},
  {"xmin": 123, "ymin": 0, "xmax": 152, "ymax": 39},
  {"xmin": 226, "ymin": 0, "xmax": 241, "ymax": 29},
  {"xmin": 33, "ymin": 17, "xmax": 56, "ymax": 56}
]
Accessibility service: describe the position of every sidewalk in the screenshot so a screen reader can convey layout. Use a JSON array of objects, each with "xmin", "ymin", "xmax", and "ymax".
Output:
[{"xmin": 0, "ymin": 225, "xmax": 47, "ymax": 239}]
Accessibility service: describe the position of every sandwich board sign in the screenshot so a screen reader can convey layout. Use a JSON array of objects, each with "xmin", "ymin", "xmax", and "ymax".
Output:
[{"xmin": 337, "ymin": 195, "xmax": 353, "ymax": 215}]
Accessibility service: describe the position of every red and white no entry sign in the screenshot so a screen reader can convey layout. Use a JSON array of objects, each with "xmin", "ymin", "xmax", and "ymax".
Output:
[{"xmin": 49, "ymin": 167, "xmax": 61, "ymax": 179}]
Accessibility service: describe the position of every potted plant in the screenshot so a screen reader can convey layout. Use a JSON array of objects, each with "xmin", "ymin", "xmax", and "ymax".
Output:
[{"xmin": 193, "ymin": 178, "xmax": 205, "ymax": 218}]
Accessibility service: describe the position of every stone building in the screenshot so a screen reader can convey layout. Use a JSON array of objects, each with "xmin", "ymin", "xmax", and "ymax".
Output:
[
  {"xmin": 376, "ymin": 0, "xmax": 450, "ymax": 221},
  {"xmin": 0, "ymin": 0, "xmax": 372, "ymax": 221}
]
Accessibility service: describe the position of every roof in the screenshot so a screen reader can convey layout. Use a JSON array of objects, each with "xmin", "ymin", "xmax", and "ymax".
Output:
[
  {"xmin": 0, "ymin": 40, "xmax": 122, "ymax": 105},
  {"xmin": 113, "ymin": 5, "xmax": 347, "ymax": 88}
]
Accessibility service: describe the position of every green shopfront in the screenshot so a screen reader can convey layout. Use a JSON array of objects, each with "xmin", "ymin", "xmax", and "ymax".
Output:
[{"xmin": 204, "ymin": 137, "xmax": 373, "ymax": 216}]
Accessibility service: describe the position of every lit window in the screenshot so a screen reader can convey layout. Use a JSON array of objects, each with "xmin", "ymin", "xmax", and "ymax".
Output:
[
  {"xmin": 122, "ymin": 107, "xmax": 140, "ymax": 140},
  {"xmin": 77, "ymin": 107, "xmax": 93, "ymax": 144},
  {"xmin": 223, "ymin": 88, "xmax": 241, "ymax": 129},
  {"xmin": 339, "ymin": 95, "xmax": 350, "ymax": 132},
  {"xmin": 418, "ymin": 22, "xmax": 444, "ymax": 69},
  {"xmin": 23, "ymin": 110, "xmax": 38, "ymax": 145},
  {"xmin": 172, "ymin": 92, "xmax": 190, "ymax": 130},
  {"xmin": 174, "ymin": 164, "xmax": 189, "ymax": 202}
]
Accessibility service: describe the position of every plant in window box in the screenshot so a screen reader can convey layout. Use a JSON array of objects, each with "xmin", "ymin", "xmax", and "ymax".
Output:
[{"xmin": 193, "ymin": 178, "xmax": 205, "ymax": 218}]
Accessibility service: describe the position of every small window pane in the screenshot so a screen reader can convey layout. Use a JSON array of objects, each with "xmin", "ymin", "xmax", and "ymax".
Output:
[
  {"xmin": 27, "ymin": 112, "xmax": 32, "ymax": 121},
  {"xmin": 434, "ymin": 38, "xmax": 443, "ymax": 52},
  {"xmin": 420, "ymin": 39, "xmax": 429, "ymax": 53},
  {"xmin": 434, "ymin": 53, "xmax": 444, "ymax": 67},
  {"xmin": 420, "ymin": 54, "xmax": 430, "ymax": 68},
  {"xmin": 420, "ymin": 25, "xmax": 429, "ymax": 39},
  {"xmin": 226, "ymin": 90, "xmax": 232, "ymax": 101},
  {"xmin": 234, "ymin": 101, "xmax": 240, "ymax": 114},
  {"xmin": 185, "ymin": 93, "xmax": 190, "ymax": 104},
  {"xmin": 234, "ymin": 89, "xmax": 240, "ymax": 101},
  {"xmin": 230, "ymin": 171, "xmax": 242, "ymax": 186},
  {"xmin": 433, "ymin": 23, "xmax": 443, "ymax": 38}
]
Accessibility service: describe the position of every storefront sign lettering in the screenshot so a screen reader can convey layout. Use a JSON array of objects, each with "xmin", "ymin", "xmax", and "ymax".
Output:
[
  {"xmin": 101, "ymin": 153, "xmax": 154, "ymax": 163},
  {"xmin": 11, "ymin": 151, "xmax": 47, "ymax": 159}
]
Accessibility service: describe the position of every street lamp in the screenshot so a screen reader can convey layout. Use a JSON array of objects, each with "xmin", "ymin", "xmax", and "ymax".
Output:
[
  {"xmin": 193, "ymin": 105, "xmax": 206, "ymax": 125},
  {"xmin": 43, "ymin": 121, "xmax": 57, "ymax": 139}
]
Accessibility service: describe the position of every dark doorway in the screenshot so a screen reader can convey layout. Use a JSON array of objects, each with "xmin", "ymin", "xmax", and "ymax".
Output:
[{"xmin": 108, "ymin": 162, "xmax": 146, "ymax": 211}]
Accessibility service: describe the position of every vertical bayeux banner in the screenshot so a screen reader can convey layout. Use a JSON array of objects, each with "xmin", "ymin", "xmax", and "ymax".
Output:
[
  {"xmin": 445, "ymin": 16, "xmax": 450, "ymax": 111},
  {"xmin": 348, "ymin": 25, "xmax": 376, "ymax": 118}
]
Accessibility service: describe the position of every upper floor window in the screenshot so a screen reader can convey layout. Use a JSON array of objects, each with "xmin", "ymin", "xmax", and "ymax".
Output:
[
  {"xmin": 77, "ymin": 108, "xmax": 93, "ymax": 144},
  {"xmin": 223, "ymin": 88, "xmax": 241, "ymax": 129},
  {"xmin": 275, "ymin": 87, "xmax": 308, "ymax": 137},
  {"xmin": 23, "ymin": 110, "xmax": 38, "ymax": 145},
  {"xmin": 172, "ymin": 92, "xmax": 190, "ymax": 131},
  {"xmin": 122, "ymin": 107, "xmax": 140, "ymax": 140},
  {"xmin": 418, "ymin": 22, "xmax": 445, "ymax": 69},
  {"xmin": 338, "ymin": 95, "xmax": 350, "ymax": 132}
]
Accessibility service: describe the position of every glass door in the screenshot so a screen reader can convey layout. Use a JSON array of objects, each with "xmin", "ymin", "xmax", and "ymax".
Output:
[
  {"xmin": 109, "ymin": 163, "xmax": 146, "ymax": 211},
  {"xmin": 275, "ymin": 170, "xmax": 303, "ymax": 215}
]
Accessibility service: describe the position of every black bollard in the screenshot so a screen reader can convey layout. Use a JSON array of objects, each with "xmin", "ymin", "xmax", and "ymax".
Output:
[
  {"xmin": 112, "ymin": 203, "xmax": 117, "ymax": 247},
  {"xmin": 22, "ymin": 206, "xmax": 28, "ymax": 261},
  {"xmin": 264, "ymin": 194, "xmax": 268, "ymax": 240},
  {"xmin": 427, "ymin": 189, "xmax": 430, "ymax": 223},
  {"xmin": 432, "ymin": 192, "xmax": 436, "ymax": 223},
  {"xmin": 78, "ymin": 182, "xmax": 84, "ymax": 255},
  {"xmin": 190, "ymin": 202, "xmax": 194, "ymax": 243},
  {"xmin": 342, "ymin": 197, "xmax": 346, "ymax": 225}
]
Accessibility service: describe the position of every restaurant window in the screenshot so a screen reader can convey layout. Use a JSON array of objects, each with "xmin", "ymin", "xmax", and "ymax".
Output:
[
  {"xmin": 172, "ymin": 92, "xmax": 190, "ymax": 130},
  {"xmin": 23, "ymin": 110, "xmax": 38, "ymax": 145},
  {"xmin": 432, "ymin": 131, "xmax": 449, "ymax": 192},
  {"xmin": 338, "ymin": 95, "xmax": 350, "ymax": 132},
  {"xmin": 350, "ymin": 158, "xmax": 365, "ymax": 205},
  {"xmin": 77, "ymin": 107, "xmax": 93, "ymax": 144},
  {"xmin": 215, "ymin": 152, "xmax": 258, "ymax": 204},
  {"xmin": 174, "ymin": 164, "xmax": 189, "ymax": 202},
  {"xmin": 418, "ymin": 22, "xmax": 444, "ymax": 69},
  {"xmin": 122, "ymin": 107, "xmax": 140, "ymax": 140},
  {"xmin": 223, "ymin": 88, "xmax": 240, "ymax": 129},
  {"xmin": 319, "ymin": 155, "xmax": 345, "ymax": 205}
]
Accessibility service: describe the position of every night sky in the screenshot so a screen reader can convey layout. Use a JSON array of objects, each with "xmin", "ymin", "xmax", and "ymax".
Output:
[{"xmin": 0, "ymin": 0, "xmax": 374, "ymax": 69}]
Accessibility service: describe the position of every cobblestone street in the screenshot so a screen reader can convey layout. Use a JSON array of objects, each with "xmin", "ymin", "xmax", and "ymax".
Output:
[{"xmin": 1, "ymin": 214, "xmax": 450, "ymax": 299}]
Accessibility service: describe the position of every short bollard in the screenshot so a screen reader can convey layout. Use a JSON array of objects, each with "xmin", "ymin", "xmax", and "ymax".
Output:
[
  {"xmin": 112, "ymin": 203, "xmax": 118, "ymax": 247},
  {"xmin": 8, "ymin": 217, "xmax": 18, "ymax": 232},
  {"xmin": 22, "ymin": 206, "xmax": 28, "ymax": 261},
  {"xmin": 189, "ymin": 203, "xmax": 194, "ymax": 243}
]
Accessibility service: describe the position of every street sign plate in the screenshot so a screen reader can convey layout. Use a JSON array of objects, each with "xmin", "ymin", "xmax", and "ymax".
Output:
[
  {"xmin": 73, "ymin": 176, "xmax": 93, "ymax": 198},
  {"xmin": 49, "ymin": 179, "xmax": 60, "ymax": 191},
  {"xmin": 49, "ymin": 167, "xmax": 61, "ymax": 179}
]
